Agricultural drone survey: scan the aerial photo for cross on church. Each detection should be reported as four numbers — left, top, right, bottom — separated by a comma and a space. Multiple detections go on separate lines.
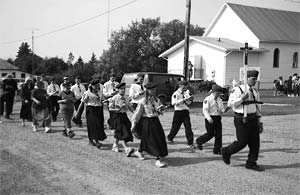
240, 43, 253, 66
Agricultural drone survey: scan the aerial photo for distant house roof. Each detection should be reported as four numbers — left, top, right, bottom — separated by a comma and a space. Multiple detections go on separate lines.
0, 58, 20, 70
159, 36, 266, 58
205, 3, 300, 43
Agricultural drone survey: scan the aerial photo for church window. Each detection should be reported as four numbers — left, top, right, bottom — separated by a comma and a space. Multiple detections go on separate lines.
273, 48, 280, 68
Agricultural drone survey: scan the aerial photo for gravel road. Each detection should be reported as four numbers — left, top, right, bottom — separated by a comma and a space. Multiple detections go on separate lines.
1, 106, 299, 195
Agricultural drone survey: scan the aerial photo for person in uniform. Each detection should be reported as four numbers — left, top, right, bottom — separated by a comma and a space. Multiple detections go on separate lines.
0, 74, 17, 119
103, 73, 119, 129
196, 84, 228, 154
131, 82, 168, 168
167, 80, 195, 150
221, 70, 265, 171
71, 76, 86, 127
129, 73, 145, 110
20, 77, 34, 126
47, 77, 61, 122
109, 82, 135, 157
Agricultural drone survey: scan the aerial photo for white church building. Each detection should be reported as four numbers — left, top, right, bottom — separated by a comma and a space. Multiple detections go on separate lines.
159, 3, 300, 89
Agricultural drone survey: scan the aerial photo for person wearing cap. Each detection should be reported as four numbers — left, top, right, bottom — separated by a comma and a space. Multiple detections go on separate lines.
222, 70, 265, 171
103, 73, 119, 129
20, 77, 34, 127
0, 74, 18, 119
167, 80, 195, 151
58, 82, 76, 138
31, 81, 51, 132
131, 82, 168, 168
129, 73, 145, 109
196, 84, 228, 155
108, 82, 135, 157
71, 76, 86, 127
60, 76, 69, 91
81, 79, 107, 148
47, 77, 61, 122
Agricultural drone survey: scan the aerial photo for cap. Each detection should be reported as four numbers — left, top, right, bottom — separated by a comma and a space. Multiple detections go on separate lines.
211, 84, 223, 93
178, 80, 188, 86
116, 82, 126, 89
247, 70, 259, 78
63, 76, 69, 80
144, 82, 157, 89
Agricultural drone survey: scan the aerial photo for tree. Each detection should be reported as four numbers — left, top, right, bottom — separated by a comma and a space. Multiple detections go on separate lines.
34, 57, 68, 75
74, 56, 84, 69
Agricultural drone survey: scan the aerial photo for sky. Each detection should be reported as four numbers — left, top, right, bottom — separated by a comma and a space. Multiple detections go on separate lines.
0, 0, 299, 62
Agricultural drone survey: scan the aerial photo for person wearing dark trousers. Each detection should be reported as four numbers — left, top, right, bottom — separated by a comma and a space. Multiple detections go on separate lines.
167, 80, 195, 150
129, 73, 145, 110
71, 76, 86, 126
47, 78, 60, 122
221, 70, 265, 172
196, 84, 228, 155
0, 74, 17, 119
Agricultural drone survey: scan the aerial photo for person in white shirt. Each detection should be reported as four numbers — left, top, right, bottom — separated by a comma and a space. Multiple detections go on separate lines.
129, 73, 145, 109
196, 84, 228, 154
47, 77, 61, 122
60, 76, 69, 91
103, 73, 119, 129
167, 80, 195, 150
221, 70, 264, 171
71, 76, 86, 126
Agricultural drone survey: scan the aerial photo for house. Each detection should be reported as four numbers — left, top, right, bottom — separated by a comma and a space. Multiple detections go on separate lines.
159, 3, 300, 89
0, 58, 31, 83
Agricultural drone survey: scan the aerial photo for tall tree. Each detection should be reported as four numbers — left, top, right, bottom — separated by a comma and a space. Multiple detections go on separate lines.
74, 56, 84, 69
34, 57, 68, 75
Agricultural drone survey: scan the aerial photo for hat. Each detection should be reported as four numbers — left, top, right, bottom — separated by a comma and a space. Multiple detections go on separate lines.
136, 73, 145, 79
63, 76, 69, 80
144, 82, 156, 89
211, 84, 223, 93
116, 82, 126, 89
178, 80, 188, 86
247, 70, 259, 78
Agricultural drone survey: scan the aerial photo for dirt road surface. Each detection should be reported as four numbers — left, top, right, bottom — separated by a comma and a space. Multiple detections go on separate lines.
1, 105, 300, 194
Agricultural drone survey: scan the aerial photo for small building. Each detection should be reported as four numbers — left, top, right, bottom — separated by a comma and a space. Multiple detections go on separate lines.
159, 3, 300, 89
0, 58, 31, 82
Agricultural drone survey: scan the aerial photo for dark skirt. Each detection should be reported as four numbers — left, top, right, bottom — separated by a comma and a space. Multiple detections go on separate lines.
140, 117, 168, 158
20, 101, 32, 121
113, 113, 133, 142
60, 106, 74, 128
86, 106, 107, 141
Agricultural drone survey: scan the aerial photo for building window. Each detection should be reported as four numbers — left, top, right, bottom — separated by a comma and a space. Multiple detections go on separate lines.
12, 72, 16, 78
293, 52, 298, 68
2, 73, 7, 78
21, 73, 26, 78
273, 48, 280, 68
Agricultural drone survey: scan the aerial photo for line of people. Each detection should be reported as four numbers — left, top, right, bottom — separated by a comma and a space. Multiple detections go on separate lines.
273, 73, 300, 97
0, 70, 265, 170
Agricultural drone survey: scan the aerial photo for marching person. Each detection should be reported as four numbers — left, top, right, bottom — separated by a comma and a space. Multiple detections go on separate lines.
47, 77, 61, 122
103, 73, 119, 130
31, 81, 51, 133
71, 76, 86, 127
167, 80, 195, 150
109, 82, 135, 157
131, 82, 168, 168
60, 76, 69, 91
221, 70, 265, 171
0, 78, 3, 123
58, 82, 76, 138
0, 74, 17, 119
196, 84, 227, 155
82, 79, 107, 149
129, 73, 145, 110
20, 77, 34, 126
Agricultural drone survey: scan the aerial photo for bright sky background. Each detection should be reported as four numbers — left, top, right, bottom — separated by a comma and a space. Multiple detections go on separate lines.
0, 0, 299, 62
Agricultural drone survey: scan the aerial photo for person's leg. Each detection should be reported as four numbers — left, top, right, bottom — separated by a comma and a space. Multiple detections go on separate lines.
112, 138, 120, 152
213, 117, 222, 154
167, 111, 183, 142
5, 94, 14, 118
182, 110, 194, 146
53, 96, 60, 121
196, 118, 214, 149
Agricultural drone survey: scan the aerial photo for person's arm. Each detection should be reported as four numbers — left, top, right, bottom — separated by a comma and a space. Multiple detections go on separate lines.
171, 92, 185, 106
131, 102, 144, 130
227, 87, 248, 108
202, 98, 213, 123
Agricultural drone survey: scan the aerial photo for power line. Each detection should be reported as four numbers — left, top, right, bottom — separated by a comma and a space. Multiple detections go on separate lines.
0, 0, 138, 45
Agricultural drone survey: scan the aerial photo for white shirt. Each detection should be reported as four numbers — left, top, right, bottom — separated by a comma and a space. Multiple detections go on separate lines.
47, 83, 60, 96
71, 83, 86, 100
171, 88, 190, 111
202, 93, 225, 120
103, 80, 119, 98
228, 85, 262, 116
129, 83, 144, 103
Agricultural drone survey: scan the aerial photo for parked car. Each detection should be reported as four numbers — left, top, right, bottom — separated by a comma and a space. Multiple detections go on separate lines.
121, 72, 186, 104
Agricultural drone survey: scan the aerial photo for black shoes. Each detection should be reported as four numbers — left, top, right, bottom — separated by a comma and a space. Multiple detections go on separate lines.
95, 142, 102, 149
62, 130, 68, 137
89, 141, 96, 146
62, 130, 75, 138
213, 151, 221, 155
245, 163, 265, 171
221, 148, 231, 165
68, 131, 75, 138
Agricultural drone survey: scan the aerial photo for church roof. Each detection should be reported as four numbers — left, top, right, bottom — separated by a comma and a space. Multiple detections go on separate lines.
0, 58, 20, 70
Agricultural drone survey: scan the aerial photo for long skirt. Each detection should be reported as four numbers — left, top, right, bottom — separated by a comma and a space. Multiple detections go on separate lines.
140, 117, 168, 158
20, 101, 32, 121
113, 113, 133, 142
32, 107, 51, 127
60, 106, 74, 129
86, 106, 107, 142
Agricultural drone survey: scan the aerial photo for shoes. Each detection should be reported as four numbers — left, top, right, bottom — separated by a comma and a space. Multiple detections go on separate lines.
89, 141, 96, 146
33, 126, 38, 132
4, 115, 10, 119
213, 151, 221, 155
134, 150, 145, 160
62, 130, 68, 137
45, 127, 51, 133
0, 120, 2, 124
155, 159, 167, 168
187, 144, 196, 152
221, 148, 231, 165
197, 144, 203, 150
95, 142, 102, 149
21, 121, 25, 127
125, 147, 135, 157
245, 163, 265, 172
112, 144, 119, 152
167, 139, 174, 144
68, 131, 75, 138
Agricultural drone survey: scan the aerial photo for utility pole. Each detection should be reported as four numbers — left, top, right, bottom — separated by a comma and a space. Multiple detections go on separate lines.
31, 28, 39, 76
183, 0, 191, 80
107, 0, 110, 46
